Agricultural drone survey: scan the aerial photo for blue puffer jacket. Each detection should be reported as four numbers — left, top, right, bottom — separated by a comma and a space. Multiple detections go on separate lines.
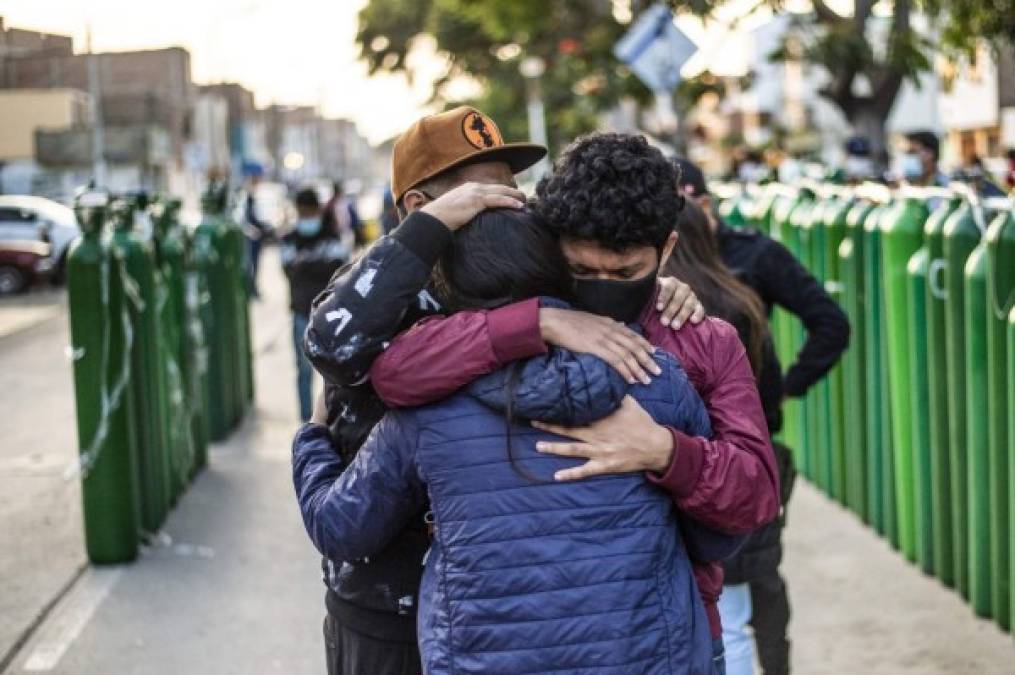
294, 346, 720, 674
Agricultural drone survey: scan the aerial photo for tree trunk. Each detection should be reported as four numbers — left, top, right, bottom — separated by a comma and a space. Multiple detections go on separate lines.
849, 105, 890, 174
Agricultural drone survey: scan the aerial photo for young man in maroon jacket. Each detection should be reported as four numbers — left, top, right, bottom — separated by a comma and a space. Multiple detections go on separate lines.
366, 133, 780, 666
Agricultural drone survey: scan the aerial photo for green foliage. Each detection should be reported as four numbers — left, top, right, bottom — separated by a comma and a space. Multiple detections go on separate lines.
357, 0, 1012, 155
356, 0, 654, 152
923, 0, 1015, 58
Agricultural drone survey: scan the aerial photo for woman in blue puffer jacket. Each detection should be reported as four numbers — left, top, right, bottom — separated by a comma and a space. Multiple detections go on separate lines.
294, 209, 729, 674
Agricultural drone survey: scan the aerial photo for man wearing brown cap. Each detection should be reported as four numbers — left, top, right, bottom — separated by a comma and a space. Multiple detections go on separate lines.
296, 107, 701, 675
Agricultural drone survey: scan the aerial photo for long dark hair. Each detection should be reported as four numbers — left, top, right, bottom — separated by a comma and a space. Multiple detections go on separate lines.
433, 208, 572, 311
664, 200, 767, 374
433, 208, 572, 480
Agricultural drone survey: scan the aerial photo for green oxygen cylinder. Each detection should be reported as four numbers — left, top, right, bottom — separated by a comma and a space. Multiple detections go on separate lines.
1007, 302, 1015, 634
194, 187, 238, 440
880, 195, 929, 562
822, 196, 851, 505
800, 197, 828, 491
770, 193, 809, 462
906, 242, 934, 574
153, 200, 194, 499
67, 198, 140, 563
182, 211, 211, 472
220, 197, 254, 412
751, 189, 778, 233
964, 239, 990, 617
985, 206, 1014, 628
839, 199, 875, 522
863, 203, 894, 541
110, 200, 172, 534
718, 194, 749, 228
789, 196, 818, 478
923, 196, 962, 586
211, 185, 250, 426
942, 201, 982, 598
207, 183, 243, 427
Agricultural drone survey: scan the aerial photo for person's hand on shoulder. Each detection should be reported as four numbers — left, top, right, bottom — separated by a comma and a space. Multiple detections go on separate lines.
420, 182, 526, 231
654, 277, 706, 329
539, 308, 661, 385
533, 395, 674, 480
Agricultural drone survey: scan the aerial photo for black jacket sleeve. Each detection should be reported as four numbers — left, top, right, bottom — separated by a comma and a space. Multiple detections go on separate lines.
304, 211, 452, 386
755, 238, 850, 397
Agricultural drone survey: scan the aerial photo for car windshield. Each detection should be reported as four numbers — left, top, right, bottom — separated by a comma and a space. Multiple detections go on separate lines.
32, 201, 77, 228
0, 198, 77, 228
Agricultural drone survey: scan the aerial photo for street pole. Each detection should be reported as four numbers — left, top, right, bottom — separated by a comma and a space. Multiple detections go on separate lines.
520, 56, 551, 179
86, 24, 107, 188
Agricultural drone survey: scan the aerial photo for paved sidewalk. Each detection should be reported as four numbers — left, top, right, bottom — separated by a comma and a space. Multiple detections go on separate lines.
2, 248, 1012, 673
784, 482, 1014, 673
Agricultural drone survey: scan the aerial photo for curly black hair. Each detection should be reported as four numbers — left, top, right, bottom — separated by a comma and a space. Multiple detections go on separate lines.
534, 133, 680, 252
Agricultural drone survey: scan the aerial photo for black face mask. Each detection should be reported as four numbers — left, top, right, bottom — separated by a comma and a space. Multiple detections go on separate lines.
572, 267, 658, 323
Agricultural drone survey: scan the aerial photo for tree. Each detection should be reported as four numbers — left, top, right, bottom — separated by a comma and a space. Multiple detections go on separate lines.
357, 0, 653, 154
753, 0, 1014, 162
357, 0, 1013, 161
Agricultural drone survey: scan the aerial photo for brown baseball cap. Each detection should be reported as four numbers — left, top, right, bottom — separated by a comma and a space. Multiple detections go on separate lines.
391, 106, 547, 202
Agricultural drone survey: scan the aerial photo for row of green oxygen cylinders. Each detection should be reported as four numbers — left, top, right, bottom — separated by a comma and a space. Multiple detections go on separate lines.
66, 185, 254, 564
719, 182, 1015, 633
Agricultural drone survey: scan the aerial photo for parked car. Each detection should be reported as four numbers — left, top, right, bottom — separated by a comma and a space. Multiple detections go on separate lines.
0, 240, 55, 294
0, 196, 80, 282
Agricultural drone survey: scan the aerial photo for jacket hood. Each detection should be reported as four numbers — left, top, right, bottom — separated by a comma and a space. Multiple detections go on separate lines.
467, 346, 628, 426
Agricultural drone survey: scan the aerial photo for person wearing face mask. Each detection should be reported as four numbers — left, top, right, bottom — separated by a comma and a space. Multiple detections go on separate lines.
900, 130, 949, 187
364, 134, 783, 672
296, 109, 706, 675
281, 187, 351, 421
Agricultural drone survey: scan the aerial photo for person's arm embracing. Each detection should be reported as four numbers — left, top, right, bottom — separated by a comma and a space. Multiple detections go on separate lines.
534, 319, 779, 534
370, 294, 704, 408
304, 211, 451, 386
370, 298, 547, 408
292, 412, 425, 562
304, 183, 526, 387
647, 320, 779, 533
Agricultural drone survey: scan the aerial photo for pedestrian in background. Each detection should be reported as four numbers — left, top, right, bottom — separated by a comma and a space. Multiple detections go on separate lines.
380, 184, 400, 235
242, 164, 274, 298
322, 180, 364, 247
900, 131, 949, 188
675, 157, 850, 675
282, 188, 350, 421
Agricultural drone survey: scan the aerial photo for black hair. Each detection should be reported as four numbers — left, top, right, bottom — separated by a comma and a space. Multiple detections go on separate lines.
433, 208, 572, 312
664, 200, 767, 375
434, 207, 570, 482
534, 133, 679, 252
294, 187, 320, 209
906, 130, 940, 161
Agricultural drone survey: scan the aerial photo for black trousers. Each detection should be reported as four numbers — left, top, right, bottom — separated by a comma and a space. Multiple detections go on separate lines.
323, 614, 422, 675
748, 568, 791, 675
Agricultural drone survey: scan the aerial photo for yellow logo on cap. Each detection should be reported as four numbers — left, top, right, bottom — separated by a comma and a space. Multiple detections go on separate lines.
462, 111, 502, 149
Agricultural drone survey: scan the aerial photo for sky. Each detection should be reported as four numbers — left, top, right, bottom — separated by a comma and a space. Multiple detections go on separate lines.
0, 0, 439, 144
0, 1, 845, 145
